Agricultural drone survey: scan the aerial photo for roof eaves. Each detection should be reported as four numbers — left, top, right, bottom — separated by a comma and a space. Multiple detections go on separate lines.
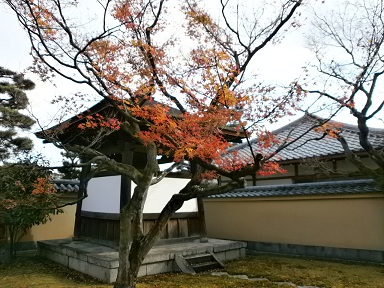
208, 179, 382, 199
52, 179, 80, 193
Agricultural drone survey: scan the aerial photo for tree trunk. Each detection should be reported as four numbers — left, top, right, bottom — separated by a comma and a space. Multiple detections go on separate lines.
114, 186, 149, 288
114, 143, 158, 288
114, 208, 133, 288
113, 184, 184, 288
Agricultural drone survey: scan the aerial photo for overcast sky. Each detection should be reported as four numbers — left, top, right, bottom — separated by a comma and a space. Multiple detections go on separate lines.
0, 2, 382, 165
1, 5, 63, 164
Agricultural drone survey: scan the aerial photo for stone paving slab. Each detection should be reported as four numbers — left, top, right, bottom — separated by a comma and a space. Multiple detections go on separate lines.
211, 272, 320, 288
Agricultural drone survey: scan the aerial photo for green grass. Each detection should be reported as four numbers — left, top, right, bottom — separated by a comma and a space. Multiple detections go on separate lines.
0, 254, 383, 288
226, 254, 384, 288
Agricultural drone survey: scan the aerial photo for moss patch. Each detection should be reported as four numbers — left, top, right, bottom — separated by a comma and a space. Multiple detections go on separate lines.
226, 254, 384, 288
0, 254, 383, 288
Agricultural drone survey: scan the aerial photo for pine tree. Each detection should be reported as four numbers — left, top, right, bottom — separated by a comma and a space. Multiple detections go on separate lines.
57, 151, 81, 179
0, 67, 35, 162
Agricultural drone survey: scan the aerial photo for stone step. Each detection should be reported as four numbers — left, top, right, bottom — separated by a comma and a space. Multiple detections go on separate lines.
191, 260, 222, 273
175, 251, 224, 274
184, 253, 213, 264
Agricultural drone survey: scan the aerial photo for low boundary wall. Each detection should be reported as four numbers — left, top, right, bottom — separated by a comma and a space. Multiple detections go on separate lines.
204, 181, 384, 263
246, 241, 384, 263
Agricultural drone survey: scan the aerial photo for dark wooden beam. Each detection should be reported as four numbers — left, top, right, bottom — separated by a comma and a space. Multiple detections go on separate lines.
190, 162, 208, 241
120, 143, 133, 210
73, 160, 91, 240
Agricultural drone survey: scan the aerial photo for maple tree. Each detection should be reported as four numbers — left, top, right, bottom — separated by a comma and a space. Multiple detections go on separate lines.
0, 160, 62, 259
295, 0, 384, 186
5, 1, 305, 287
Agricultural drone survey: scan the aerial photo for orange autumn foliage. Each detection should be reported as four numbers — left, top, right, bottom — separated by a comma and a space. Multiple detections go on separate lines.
314, 122, 343, 138
131, 104, 237, 163
32, 177, 57, 195
257, 162, 287, 177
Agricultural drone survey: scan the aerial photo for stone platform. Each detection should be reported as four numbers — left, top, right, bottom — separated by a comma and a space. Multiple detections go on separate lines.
38, 238, 246, 283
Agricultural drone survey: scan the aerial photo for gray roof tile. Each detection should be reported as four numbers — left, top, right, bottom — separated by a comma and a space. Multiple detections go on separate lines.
225, 115, 384, 163
208, 179, 382, 199
52, 179, 80, 193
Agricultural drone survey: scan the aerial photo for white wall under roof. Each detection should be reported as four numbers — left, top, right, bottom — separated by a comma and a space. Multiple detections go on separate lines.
140, 177, 197, 213
82, 175, 121, 213
81, 176, 197, 213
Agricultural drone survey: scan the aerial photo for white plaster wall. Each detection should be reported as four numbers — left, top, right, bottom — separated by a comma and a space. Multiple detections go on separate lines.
141, 178, 197, 213
255, 178, 293, 186
82, 175, 121, 213
81, 176, 197, 214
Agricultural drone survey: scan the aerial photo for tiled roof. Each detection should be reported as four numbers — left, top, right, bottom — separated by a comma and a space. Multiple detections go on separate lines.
208, 179, 382, 199
225, 115, 384, 163
52, 179, 80, 193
